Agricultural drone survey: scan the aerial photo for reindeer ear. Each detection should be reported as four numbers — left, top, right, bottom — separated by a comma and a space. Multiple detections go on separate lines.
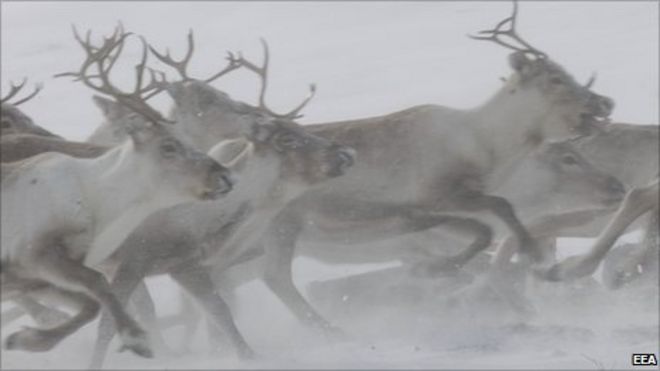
508, 52, 534, 77
92, 96, 134, 122
208, 138, 253, 171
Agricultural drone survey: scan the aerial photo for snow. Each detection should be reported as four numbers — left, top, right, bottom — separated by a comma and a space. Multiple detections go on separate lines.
1, 1, 658, 369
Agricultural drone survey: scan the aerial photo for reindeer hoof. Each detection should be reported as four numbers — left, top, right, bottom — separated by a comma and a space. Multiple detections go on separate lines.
4, 326, 58, 352
533, 256, 596, 282
118, 328, 153, 358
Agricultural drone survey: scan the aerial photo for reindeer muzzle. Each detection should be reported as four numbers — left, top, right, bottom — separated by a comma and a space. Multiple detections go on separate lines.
588, 94, 614, 119
202, 166, 234, 200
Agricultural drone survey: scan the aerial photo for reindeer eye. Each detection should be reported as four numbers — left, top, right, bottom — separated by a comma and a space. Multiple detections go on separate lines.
276, 133, 301, 149
160, 141, 180, 156
562, 155, 577, 165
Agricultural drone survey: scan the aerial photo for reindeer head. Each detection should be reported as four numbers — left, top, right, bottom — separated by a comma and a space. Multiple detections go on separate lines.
1, 80, 57, 138
163, 38, 353, 189
124, 116, 234, 200
471, 1, 614, 139
252, 118, 354, 184
59, 24, 233, 201
520, 140, 625, 209
210, 116, 354, 193
166, 80, 262, 151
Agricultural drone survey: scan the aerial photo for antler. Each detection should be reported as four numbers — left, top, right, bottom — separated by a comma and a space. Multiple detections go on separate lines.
146, 30, 242, 98
584, 72, 597, 89
1, 78, 43, 106
147, 33, 315, 119
55, 23, 169, 124
469, 0, 547, 59
233, 39, 316, 120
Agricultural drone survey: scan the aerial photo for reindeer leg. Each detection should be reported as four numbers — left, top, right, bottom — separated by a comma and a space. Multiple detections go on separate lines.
639, 208, 659, 273
130, 281, 180, 356
491, 207, 613, 271
262, 215, 343, 338
456, 191, 543, 263
205, 265, 252, 352
4, 283, 99, 353
30, 245, 151, 361
156, 291, 202, 353
399, 211, 493, 276
170, 260, 255, 360
1, 306, 27, 327
602, 209, 659, 289
14, 296, 70, 328
540, 181, 658, 281
90, 256, 151, 369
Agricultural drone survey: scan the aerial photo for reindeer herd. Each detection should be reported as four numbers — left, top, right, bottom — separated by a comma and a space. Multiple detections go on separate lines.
1, 3, 658, 369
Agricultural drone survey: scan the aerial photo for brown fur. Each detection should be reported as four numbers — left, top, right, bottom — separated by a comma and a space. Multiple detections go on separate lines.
1, 134, 108, 163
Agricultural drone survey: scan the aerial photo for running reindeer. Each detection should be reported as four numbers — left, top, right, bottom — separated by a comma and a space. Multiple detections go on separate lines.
86, 59, 354, 368
89, 119, 354, 367
0, 28, 260, 338
435, 122, 657, 316
491, 123, 658, 280
66, 23, 629, 343
161, 1, 614, 333
1, 132, 108, 163
541, 177, 658, 284
1, 79, 112, 162
1, 79, 57, 138
0, 26, 233, 357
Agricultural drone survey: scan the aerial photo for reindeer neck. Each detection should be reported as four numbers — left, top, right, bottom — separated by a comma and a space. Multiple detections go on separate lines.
79, 142, 163, 227
467, 85, 547, 188
231, 154, 283, 205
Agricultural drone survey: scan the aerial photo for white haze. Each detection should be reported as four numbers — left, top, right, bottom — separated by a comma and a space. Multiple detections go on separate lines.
1, 1, 658, 369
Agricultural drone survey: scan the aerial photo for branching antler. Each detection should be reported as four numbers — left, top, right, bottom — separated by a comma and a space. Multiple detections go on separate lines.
148, 30, 196, 82
146, 30, 242, 99
1, 78, 43, 106
55, 23, 170, 124
469, 0, 547, 59
147, 33, 315, 119
233, 39, 316, 120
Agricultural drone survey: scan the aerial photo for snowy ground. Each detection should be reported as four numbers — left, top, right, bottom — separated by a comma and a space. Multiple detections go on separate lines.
1, 1, 658, 370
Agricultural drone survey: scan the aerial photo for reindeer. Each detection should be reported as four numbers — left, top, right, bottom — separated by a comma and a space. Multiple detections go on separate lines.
86, 30, 245, 149
1, 134, 108, 163
153, 133, 625, 337
158, 2, 614, 333
490, 123, 657, 281
539, 177, 658, 283
0, 79, 119, 163
0, 30, 249, 341
86, 108, 354, 367
0, 26, 233, 357
1, 79, 60, 138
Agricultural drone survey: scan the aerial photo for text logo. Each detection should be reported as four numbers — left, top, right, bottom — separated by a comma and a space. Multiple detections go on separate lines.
632, 353, 658, 366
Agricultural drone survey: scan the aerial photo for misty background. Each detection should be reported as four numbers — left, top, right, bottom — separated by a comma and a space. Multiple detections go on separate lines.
1, 1, 658, 369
